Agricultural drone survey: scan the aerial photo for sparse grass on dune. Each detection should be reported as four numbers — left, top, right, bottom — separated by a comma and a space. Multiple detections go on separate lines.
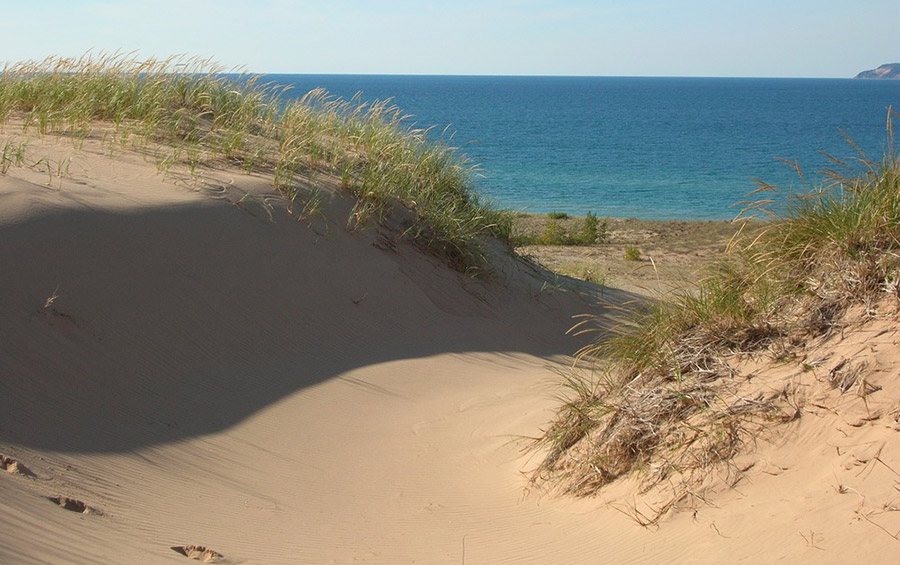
0, 137, 28, 173
0, 53, 509, 274
532, 110, 900, 512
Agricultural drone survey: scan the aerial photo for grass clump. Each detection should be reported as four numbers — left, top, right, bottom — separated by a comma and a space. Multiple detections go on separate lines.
532, 262, 788, 501
0, 53, 509, 275
532, 110, 900, 510
0, 138, 27, 174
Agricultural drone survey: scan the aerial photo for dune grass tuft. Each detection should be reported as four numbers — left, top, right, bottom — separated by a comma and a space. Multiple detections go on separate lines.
0, 52, 509, 274
532, 109, 900, 508
0, 138, 28, 174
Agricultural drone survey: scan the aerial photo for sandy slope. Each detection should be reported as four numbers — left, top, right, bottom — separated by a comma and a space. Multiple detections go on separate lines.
2, 134, 899, 563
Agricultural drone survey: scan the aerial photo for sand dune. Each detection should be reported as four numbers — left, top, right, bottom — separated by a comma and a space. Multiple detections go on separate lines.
2, 134, 899, 563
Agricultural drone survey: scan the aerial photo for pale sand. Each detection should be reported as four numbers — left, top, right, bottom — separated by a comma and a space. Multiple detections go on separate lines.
2, 133, 899, 563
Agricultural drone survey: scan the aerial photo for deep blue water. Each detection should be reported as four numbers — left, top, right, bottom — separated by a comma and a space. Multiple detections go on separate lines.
263, 75, 900, 220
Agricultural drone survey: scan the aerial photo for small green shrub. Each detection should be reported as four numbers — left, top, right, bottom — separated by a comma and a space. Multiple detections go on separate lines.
547, 211, 569, 220
540, 219, 566, 245
579, 211, 607, 245
623, 246, 642, 261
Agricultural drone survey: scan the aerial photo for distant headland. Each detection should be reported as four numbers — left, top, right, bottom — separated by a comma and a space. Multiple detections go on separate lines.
855, 63, 900, 79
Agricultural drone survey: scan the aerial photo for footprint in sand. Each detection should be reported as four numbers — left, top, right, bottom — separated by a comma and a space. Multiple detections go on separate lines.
170, 545, 225, 563
0, 454, 36, 477
47, 495, 100, 515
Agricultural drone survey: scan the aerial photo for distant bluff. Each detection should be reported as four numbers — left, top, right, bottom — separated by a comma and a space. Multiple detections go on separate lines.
855, 63, 900, 79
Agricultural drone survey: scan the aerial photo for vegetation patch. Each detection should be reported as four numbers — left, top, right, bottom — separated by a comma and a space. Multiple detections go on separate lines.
623, 246, 642, 261
531, 111, 900, 516
512, 211, 607, 246
0, 53, 510, 275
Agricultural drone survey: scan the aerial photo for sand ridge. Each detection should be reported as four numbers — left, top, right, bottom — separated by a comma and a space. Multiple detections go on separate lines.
2, 132, 898, 563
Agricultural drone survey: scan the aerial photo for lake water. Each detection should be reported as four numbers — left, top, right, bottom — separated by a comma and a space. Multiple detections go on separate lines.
264, 75, 900, 220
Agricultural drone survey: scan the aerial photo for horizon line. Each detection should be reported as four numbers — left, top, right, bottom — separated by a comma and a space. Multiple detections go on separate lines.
243, 71, 865, 80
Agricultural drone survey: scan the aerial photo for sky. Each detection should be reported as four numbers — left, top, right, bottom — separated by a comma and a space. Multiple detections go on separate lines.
1, 0, 897, 77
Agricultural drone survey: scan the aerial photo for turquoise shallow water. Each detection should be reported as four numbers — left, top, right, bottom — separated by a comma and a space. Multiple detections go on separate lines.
264, 75, 900, 220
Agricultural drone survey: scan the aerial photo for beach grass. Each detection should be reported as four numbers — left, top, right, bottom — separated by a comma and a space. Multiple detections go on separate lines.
0, 52, 509, 274
532, 109, 900, 506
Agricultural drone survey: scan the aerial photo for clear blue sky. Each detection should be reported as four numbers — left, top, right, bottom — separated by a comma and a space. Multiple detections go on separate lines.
1, 0, 896, 77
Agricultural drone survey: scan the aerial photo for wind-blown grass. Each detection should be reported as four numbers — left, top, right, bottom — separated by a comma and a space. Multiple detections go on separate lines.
532, 109, 900, 508
0, 53, 509, 274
